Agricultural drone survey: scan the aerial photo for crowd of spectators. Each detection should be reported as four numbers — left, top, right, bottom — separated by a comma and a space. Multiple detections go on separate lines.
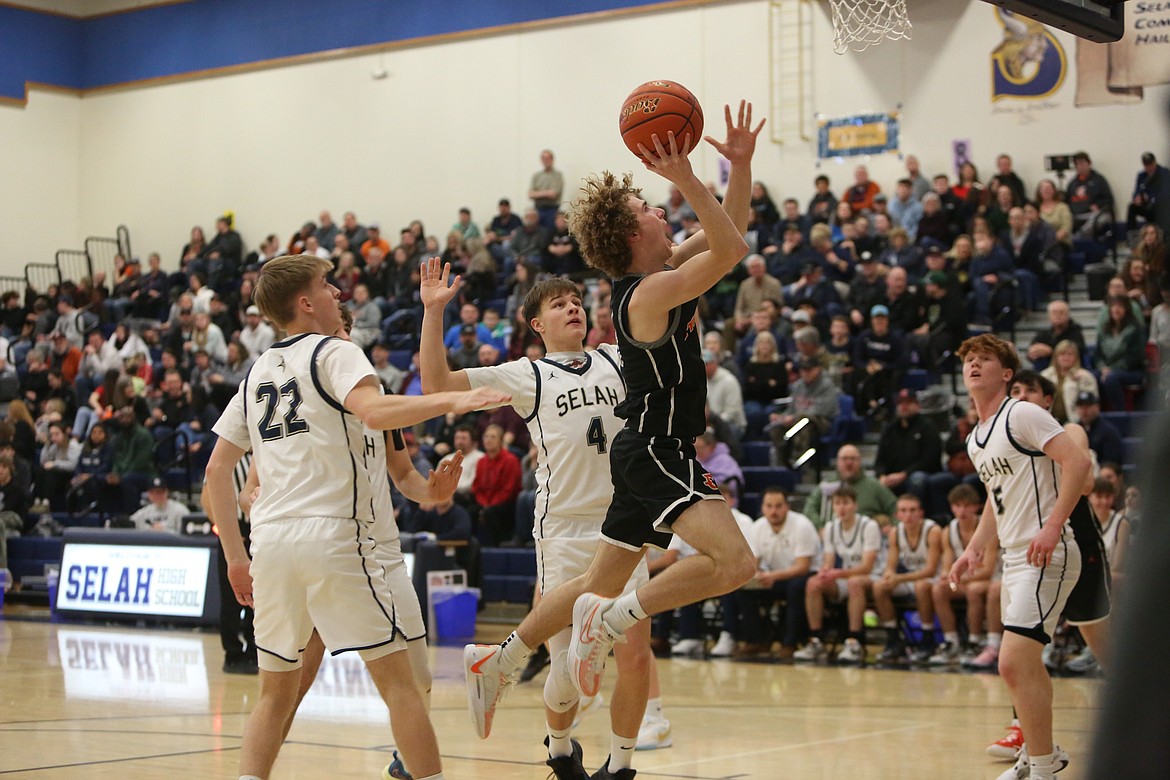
0, 147, 1162, 596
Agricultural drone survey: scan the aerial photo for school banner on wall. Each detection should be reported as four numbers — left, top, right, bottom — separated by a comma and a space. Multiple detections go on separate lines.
817, 112, 900, 159
1075, 2, 1170, 106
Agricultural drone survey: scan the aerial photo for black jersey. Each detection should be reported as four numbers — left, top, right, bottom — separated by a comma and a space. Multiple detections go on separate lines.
612, 272, 706, 439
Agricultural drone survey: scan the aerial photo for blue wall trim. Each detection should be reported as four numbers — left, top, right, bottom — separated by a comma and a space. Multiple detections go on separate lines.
2, 0, 690, 101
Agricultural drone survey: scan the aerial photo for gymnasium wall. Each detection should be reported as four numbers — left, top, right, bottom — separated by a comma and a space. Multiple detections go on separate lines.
0, 0, 1166, 278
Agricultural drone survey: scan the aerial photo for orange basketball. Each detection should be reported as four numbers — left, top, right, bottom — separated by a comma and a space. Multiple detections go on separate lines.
619, 80, 704, 162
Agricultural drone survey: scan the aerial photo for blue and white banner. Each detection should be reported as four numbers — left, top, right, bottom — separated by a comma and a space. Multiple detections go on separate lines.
58, 543, 211, 618
817, 112, 900, 159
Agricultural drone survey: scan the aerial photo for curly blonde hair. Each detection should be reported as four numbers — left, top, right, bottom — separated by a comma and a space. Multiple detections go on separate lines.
568, 171, 641, 279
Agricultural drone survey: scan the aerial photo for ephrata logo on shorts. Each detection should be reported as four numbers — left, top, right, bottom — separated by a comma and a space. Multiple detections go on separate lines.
990, 9, 1066, 101
702, 472, 719, 491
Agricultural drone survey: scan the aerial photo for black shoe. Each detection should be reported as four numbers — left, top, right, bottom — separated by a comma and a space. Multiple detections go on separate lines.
520, 644, 551, 683
223, 657, 259, 675
591, 757, 636, 780
545, 736, 588, 780
875, 642, 906, 664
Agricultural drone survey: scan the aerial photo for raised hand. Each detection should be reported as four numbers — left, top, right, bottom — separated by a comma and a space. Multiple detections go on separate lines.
636, 130, 696, 184
426, 449, 464, 501
705, 100, 765, 166
420, 257, 461, 309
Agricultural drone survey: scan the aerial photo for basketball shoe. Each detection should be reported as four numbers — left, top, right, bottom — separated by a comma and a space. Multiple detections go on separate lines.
793, 637, 827, 662
635, 713, 673, 751
835, 638, 865, 665
382, 750, 412, 779
464, 643, 518, 739
709, 631, 737, 657
967, 644, 1000, 672
572, 692, 604, 729
927, 641, 961, 666
545, 736, 589, 780
591, 757, 637, 779
995, 744, 1069, 780
568, 593, 624, 698
987, 723, 1025, 760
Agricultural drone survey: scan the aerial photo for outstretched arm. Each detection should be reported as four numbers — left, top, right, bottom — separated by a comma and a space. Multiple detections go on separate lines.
630, 102, 762, 324
670, 102, 759, 269
420, 258, 472, 393
345, 378, 509, 431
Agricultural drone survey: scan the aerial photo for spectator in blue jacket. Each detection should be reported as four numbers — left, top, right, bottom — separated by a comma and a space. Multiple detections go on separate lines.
968, 232, 1015, 325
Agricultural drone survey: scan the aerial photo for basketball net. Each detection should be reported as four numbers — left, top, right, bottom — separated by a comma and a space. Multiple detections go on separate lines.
828, 0, 912, 54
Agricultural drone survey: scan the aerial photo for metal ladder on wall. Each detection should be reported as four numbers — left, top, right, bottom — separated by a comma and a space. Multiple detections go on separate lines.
0, 225, 132, 299
769, 0, 815, 146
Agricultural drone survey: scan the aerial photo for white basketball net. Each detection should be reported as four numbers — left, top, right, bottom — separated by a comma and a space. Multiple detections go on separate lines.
828, 0, 912, 54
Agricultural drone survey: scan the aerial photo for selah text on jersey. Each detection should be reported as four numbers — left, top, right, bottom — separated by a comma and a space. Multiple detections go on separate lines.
967, 397, 1072, 551
466, 345, 626, 536
212, 333, 376, 528
612, 272, 706, 439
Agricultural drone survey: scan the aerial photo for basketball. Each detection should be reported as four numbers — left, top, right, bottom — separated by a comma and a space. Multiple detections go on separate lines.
619, 80, 704, 162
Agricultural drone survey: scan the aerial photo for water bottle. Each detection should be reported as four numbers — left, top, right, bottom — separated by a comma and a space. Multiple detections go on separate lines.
46, 566, 59, 616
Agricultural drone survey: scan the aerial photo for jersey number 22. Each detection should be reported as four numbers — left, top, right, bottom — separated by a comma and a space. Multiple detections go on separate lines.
256, 379, 309, 441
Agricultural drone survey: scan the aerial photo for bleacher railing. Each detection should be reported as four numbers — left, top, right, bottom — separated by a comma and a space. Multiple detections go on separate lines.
0, 275, 27, 298
85, 235, 121, 283
25, 262, 61, 293
54, 249, 91, 289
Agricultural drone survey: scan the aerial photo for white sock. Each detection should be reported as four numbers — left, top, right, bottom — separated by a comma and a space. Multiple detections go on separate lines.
603, 592, 647, 635
1029, 752, 1056, 779
239, 776, 263, 780
547, 725, 573, 758
609, 733, 637, 770
1011, 717, 1021, 728
646, 696, 664, 720
943, 631, 960, 645
987, 632, 1003, 649
499, 631, 533, 674
881, 620, 897, 629
969, 633, 985, 647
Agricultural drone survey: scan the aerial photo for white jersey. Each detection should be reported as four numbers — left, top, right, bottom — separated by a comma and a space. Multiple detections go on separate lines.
750, 511, 821, 573
213, 333, 376, 528
967, 397, 1071, 551
1099, 511, 1126, 566
363, 424, 403, 547
824, 515, 882, 569
466, 344, 625, 536
894, 520, 937, 575
947, 519, 971, 560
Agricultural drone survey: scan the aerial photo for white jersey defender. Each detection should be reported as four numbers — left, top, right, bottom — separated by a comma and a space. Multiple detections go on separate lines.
213, 333, 403, 669
967, 397, 1081, 642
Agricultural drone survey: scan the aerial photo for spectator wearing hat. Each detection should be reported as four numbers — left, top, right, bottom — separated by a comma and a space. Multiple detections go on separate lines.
769, 355, 839, 469
704, 349, 747, 441
908, 270, 967, 367
129, 476, 190, 534
1066, 151, 1115, 240
359, 223, 391, 262
874, 389, 942, 511
854, 304, 905, 421
848, 252, 887, 329
239, 305, 275, 357
1128, 152, 1170, 235
48, 330, 83, 386
787, 259, 842, 328
449, 323, 484, 369
1076, 391, 1124, 466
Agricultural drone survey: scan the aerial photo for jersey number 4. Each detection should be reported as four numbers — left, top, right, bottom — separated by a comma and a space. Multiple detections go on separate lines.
256, 379, 309, 441
586, 416, 608, 454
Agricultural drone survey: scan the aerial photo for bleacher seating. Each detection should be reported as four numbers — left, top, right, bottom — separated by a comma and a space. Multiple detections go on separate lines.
480, 547, 537, 604
6, 536, 63, 584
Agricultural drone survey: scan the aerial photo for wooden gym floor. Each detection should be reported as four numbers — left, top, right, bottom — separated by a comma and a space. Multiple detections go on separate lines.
0, 610, 1099, 778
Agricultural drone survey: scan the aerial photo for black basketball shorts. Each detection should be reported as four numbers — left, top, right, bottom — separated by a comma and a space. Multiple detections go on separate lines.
1063, 495, 1112, 625
600, 430, 723, 551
